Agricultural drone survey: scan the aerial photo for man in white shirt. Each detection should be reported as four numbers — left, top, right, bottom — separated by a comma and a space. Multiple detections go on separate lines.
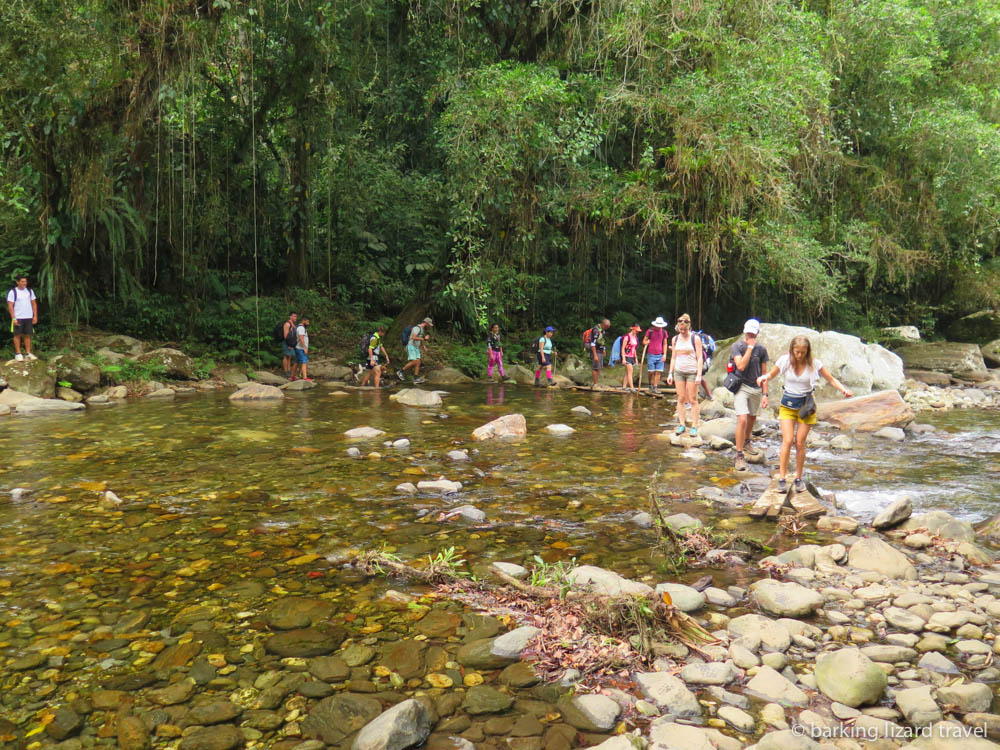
291, 315, 312, 382
6, 276, 38, 361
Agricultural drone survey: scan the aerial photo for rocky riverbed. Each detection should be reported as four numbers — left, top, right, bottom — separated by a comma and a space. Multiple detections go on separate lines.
2, 376, 1000, 750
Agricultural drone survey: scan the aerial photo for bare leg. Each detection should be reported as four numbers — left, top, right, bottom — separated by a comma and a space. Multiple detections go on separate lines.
374, 365, 381, 388
686, 381, 700, 425
735, 414, 749, 452
25, 335, 32, 355
676, 385, 688, 426
12, 334, 21, 355
778, 418, 795, 477
794, 423, 811, 478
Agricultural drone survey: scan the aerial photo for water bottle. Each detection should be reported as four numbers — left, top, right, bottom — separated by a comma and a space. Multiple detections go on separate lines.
726, 360, 734, 373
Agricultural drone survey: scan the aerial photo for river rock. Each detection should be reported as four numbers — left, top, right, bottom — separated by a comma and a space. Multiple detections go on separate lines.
492, 562, 527, 579
544, 423, 575, 435
265, 597, 335, 630
394, 438, 411, 449
185, 701, 243, 727
417, 479, 462, 493
57, 386, 83, 402
901, 511, 975, 542
570, 406, 592, 416
633, 673, 701, 719
178, 726, 244, 750
848, 537, 916, 580
461, 686, 513, 715
697, 418, 737, 442
0, 360, 55, 399
51, 353, 102, 391
814, 648, 887, 707
446, 449, 467, 461
935, 683, 993, 713
874, 426, 905, 441
456, 639, 515, 670
982, 339, 1000, 368
654, 583, 706, 612
302, 694, 383, 744
390, 389, 443, 407
815, 390, 914, 432
897, 342, 989, 379
101, 334, 147, 356
949, 310, 1000, 343
310, 656, 350, 682
352, 698, 434, 750
830, 434, 853, 450
567, 565, 653, 597
873, 496, 913, 529
661, 513, 702, 532
395, 482, 416, 494
678, 662, 739, 685
345, 426, 386, 439
750, 580, 823, 617
148, 679, 196, 705
744, 666, 808, 707
252, 370, 287, 385
728, 614, 792, 652
894, 686, 942, 726
264, 628, 342, 657
882, 325, 921, 342
424, 367, 473, 385
753, 730, 821, 750
557, 695, 621, 732
472, 414, 527, 441
134, 347, 194, 379
704, 324, 904, 396
117, 715, 150, 750
229, 383, 284, 401
280, 379, 316, 390
46, 707, 83, 740
648, 721, 742, 750
491, 626, 540, 659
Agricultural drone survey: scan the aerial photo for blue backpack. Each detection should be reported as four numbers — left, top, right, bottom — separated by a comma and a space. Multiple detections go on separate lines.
401, 325, 414, 347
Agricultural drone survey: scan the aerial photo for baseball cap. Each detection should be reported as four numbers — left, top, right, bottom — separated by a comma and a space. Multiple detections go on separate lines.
743, 319, 761, 335
544, 326, 556, 332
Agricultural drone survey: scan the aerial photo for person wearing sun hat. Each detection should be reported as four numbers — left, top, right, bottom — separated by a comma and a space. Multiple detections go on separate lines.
730, 318, 769, 471
535, 325, 556, 387
643, 316, 669, 394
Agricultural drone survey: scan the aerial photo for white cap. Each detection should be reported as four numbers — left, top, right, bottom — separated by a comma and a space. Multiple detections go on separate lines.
743, 319, 761, 335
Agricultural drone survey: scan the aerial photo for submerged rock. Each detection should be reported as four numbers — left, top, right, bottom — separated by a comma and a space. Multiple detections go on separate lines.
544, 423, 575, 435
345, 426, 386, 439
390, 389, 443, 407
302, 694, 383, 745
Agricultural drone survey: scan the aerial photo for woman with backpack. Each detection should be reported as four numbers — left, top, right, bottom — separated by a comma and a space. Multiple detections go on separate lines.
666, 314, 703, 436
486, 323, 506, 381
535, 326, 556, 387
621, 323, 641, 391
757, 335, 853, 493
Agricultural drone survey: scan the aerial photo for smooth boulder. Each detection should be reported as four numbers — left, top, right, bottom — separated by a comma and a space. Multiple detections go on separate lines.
134, 348, 195, 379
872, 496, 912, 529
51, 353, 102, 391
0, 388, 86, 414
848, 537, 916, 580
345, 426, 386, 439
390, 389, 443, 407
351, 698, 433, 750
750, 580, 823, 617
567, 566, 653, 597
815, 390, 914, 432
229, 383, 284, 401
896, 342, 988, 379
0, 358, 55, 398
814, 648, 887, 707
472, 414, 527, 441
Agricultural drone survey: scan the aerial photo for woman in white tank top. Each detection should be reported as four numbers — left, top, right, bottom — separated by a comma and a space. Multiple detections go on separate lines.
666, 314, 703, 436
757, 335, 853, 493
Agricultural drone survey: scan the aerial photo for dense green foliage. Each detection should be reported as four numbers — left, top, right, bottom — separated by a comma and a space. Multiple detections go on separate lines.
1, 0, 999, 353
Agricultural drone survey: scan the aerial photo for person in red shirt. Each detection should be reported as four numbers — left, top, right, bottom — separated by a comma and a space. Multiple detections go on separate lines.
642, 316, 669, 394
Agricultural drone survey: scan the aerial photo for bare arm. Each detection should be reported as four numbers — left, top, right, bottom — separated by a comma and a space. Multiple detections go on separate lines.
733, 344, 755, 371
6, 299, 13, 319
756, 364, 780, 386
31, 298, 38, 323
819, 366, 853, 397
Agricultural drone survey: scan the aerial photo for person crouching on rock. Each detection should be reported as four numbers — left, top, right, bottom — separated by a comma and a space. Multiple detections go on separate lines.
757, 335, 853, 493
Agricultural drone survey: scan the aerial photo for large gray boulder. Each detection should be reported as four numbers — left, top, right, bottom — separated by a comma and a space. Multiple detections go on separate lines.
948, 310, 1000, 344
390, 389, 443, 407
134, 348, 195, 379
100, 334, 147, 356
308, 359, 354, 381
424, 367, 474, 385
896, 342, 988, 380
351, 698, 434, 750
848, 537, 916, 580
0, 358, 55, 398
51, 353, 102, 391
703, 324, 904, 398
0, 388, 86, 414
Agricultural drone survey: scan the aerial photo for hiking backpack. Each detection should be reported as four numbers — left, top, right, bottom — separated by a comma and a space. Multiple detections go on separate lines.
581, 328, 593, 350
694, 330, 716, 363
284, 323, 299, 348
401, 324, 414, 347
359, 332, 374, 360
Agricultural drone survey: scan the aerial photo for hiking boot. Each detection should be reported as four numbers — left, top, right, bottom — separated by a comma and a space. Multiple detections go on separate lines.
14, 353, 23, 361
534, 377, 541, 387
794, 478, 807, 493
546, 380, 555, 388
777, 477, 788, 493
734, 453, 748, 472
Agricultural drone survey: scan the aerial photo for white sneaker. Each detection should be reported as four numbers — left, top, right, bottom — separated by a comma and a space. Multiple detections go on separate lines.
14, 353, 23, 361
26, 353, 37, 361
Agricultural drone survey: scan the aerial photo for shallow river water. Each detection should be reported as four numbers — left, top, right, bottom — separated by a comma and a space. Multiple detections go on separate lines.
1, 385, 998, 744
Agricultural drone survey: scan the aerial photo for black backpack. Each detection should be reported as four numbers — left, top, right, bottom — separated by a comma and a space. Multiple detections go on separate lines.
401, 324, 414, 347
272, 321, 286, 344
359, 332, 374, 359
284, 323, 299, 348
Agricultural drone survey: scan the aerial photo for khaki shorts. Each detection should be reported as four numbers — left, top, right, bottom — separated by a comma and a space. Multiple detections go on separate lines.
734, 384, 763, 416
673, 370, 698, 383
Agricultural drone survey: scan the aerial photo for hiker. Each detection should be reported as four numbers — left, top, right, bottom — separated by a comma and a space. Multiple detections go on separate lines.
586, 319, 611, 387
621, 323, 641, 391
7, 276, 38, 361
666, 313, 703, 436
730, 319, 769, 471
359, 325, 390, 388
276, 312, 298, 378
535, 326, 556, 387
398, 317, 432, 384
291, 315, 312, 382
486, 323, 506, 381
757, 335, 853, 492
643, 316, 669, 393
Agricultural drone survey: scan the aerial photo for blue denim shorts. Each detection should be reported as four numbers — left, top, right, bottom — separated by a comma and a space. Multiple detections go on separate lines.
295, 349, 309, 364
647, 353, 664, 372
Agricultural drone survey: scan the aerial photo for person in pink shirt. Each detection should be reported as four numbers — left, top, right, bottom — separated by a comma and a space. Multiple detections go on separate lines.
621, 323, 641, 391
642, 316, 669, 394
